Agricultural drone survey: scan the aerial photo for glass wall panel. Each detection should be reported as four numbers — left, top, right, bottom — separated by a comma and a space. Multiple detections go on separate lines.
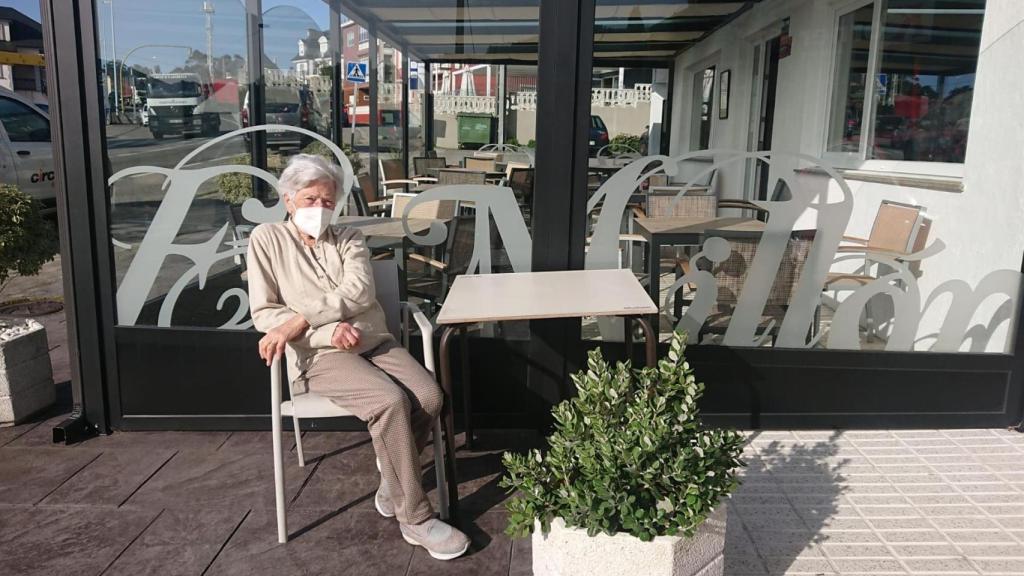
98, 0, 251, 329
260, 1, 332, 167
580, 0, 1020, 356
408, 57, 426, 173
376, 35, 404, 192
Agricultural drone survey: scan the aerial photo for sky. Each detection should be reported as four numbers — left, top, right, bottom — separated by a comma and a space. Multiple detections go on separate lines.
2, 0, 332, 69
0, 0, 327, 26
2, 0, 41, 21
90, 0, 333, 72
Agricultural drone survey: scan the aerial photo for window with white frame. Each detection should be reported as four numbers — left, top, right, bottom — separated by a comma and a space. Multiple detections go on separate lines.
826, 0, 985, 164
690, 65, 715, 150
359, 28, 369, 43
347, 31, 355, 47
0, 22, 10, 42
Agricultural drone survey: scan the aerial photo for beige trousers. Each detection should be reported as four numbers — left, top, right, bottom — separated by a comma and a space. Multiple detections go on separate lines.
299, 340, 443, 525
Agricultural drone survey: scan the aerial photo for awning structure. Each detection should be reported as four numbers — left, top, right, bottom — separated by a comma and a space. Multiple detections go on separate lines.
341, 0, 761, 64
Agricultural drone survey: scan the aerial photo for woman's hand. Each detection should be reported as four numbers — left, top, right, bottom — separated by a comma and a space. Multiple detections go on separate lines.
258, 315, 310, 366
331, 322, 361, 350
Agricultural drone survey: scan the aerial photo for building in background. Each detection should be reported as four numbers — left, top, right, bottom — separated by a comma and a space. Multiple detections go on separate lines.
0, 7, 46, 106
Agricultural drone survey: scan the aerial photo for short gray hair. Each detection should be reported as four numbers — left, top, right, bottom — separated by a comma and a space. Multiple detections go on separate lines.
277, 154, 343, 199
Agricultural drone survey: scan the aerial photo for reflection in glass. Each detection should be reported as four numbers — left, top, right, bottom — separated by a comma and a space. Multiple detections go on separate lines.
870, 0, 983, 163
827, 4, 874, 154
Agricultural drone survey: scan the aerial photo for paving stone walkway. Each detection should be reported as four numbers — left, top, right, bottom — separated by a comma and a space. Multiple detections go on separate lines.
1, 408, 1022, 575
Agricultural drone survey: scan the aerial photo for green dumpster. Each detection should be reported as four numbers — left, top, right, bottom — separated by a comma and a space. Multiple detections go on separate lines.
457, 113, 495, 149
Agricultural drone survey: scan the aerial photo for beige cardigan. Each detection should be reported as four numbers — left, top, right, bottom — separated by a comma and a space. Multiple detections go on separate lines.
246, 220, 393, 384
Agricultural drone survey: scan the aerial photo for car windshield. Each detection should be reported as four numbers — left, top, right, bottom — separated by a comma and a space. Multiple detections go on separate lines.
148, 79, 201, 98
591, 116, 606, 130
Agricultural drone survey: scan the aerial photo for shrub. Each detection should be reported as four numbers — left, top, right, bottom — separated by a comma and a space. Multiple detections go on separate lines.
527, 139, 536, 149
216, 154, 254, 205
500, 331, 745, 542
302, 139, 364, 175
609, 133, 642, 154
0, 184, 59, 288
505, 137, 520, 147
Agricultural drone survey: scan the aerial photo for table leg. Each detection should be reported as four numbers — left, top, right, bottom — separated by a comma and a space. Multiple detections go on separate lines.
397, 239, 408, 302
460, 325, 473, 451
623, 314, 634, 365
437, 325, 461, 519
647, 239, 662, 336
635, 316, 657, 368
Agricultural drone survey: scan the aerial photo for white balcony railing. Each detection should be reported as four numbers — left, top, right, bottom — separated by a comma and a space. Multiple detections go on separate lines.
412, 84, 651, 116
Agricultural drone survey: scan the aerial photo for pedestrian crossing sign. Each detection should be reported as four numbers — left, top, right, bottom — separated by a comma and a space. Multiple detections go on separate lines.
346, 62, 368, 83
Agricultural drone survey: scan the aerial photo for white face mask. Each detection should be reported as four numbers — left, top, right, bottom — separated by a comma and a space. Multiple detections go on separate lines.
292, 206, 333, 239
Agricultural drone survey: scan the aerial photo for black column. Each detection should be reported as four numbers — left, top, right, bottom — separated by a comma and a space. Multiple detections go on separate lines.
42, 0, 116, 439
424, 62, 433, 152
329, 1, 343, 147
402, 51, 410, 178
528, 0, 595, 411
368, 25, 379, 196
246, 0, 267, 197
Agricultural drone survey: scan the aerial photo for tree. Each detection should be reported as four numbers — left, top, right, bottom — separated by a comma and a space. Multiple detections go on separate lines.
0, 185, 59, 293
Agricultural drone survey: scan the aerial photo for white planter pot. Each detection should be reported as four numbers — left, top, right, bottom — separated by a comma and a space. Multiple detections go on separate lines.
532, 506, 727, 576
0, 319, 54, 425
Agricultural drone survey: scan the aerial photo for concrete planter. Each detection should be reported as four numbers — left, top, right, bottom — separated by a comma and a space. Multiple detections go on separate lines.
532, 506, 727, 576
0, 319, 54, 425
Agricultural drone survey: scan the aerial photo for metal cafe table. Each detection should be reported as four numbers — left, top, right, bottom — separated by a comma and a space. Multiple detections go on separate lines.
634, 215, 765, 333
433, 268, 659, 518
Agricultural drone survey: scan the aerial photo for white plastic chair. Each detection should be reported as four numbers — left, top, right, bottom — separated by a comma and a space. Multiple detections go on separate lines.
270, 259, 448, 543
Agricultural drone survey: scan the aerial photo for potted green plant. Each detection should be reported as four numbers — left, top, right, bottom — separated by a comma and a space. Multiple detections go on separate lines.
0, 184, 58, 423
500, 331, 745, 576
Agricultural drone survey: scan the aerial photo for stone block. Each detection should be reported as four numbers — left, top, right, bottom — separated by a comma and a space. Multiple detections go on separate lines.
533, 506, 727, 576
0, 321, 54, 424
0, 351, 54, 397
0, 319, 49, 373
0, 377, 55, 423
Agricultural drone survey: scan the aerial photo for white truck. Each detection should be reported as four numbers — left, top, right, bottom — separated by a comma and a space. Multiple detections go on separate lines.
145, 72, 220, 139
0, 88, 55, 209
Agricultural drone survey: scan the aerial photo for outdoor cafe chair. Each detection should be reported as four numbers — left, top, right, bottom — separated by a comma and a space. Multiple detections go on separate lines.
463, 156, 496, 173
437, 168, 487, 186
269, 260, 448, 543
823, 200, 931, 340
412, 156, 448, 183
379, 158, 428, 197
672, 229, 814, 345
355, 172, 391, 216
389, 192, 459, 221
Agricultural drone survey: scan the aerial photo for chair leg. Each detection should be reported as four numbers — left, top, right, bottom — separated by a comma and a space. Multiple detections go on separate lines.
272, 414, 288, 544
292, 414, 305, 467
432, 417, 450, 520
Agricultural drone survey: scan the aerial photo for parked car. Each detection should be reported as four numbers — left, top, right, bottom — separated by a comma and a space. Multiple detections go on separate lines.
0, 88, 55, 209
241, 87, 317, 149
589, 114, 609, 155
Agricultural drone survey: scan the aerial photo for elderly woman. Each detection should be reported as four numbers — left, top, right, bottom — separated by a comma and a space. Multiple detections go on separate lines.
246, 154, 469, 560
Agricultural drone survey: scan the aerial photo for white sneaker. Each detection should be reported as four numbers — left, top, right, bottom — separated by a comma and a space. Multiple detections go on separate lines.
400, 518, 470, 560
374, 478, 395, 518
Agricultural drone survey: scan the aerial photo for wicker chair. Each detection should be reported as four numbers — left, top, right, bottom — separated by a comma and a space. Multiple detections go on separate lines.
696, 231, 815, 345
464, 156, 496, 173
389, 192, 458, 220
438, 169, 487, 186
